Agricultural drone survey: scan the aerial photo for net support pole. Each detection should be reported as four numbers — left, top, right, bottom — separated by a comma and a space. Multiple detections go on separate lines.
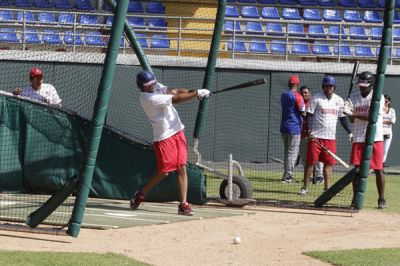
106, 0, 153, 73
193, 0, 226, 140
354, 0, 394, 210
228, 154, 233, 202
67, 0, 129, 238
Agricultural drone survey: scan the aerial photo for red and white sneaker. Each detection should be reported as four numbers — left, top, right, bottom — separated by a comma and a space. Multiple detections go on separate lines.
178, 202, 194, 216
129, 191, 145, 210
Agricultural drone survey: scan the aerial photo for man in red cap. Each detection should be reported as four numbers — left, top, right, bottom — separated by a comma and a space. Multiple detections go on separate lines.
280, 75, 305, 183
13, 67, 62, 107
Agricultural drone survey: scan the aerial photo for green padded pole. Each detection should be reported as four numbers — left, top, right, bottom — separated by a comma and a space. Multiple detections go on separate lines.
107, 0, 153, 73
354, 0, 394, 210
67, 0, 129, 238
193, 0, 226, 139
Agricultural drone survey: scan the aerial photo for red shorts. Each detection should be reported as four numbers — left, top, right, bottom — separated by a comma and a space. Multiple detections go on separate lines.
350, 141, 384, 170
307, 138, 337, 166
154, 131, 187, 174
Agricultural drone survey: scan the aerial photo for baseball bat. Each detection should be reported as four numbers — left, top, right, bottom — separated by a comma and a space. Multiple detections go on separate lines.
348, 61, 360, 99
212, 78, 266, 95
313, 139, 349, 169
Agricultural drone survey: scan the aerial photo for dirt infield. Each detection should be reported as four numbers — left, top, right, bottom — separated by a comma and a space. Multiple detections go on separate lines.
1, 206, 400, 265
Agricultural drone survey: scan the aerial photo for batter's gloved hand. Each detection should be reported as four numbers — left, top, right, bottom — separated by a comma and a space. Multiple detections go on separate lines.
197, 89, 211, 100
343, 99, 354, 116
12, 87, 22, 96
307, 130, 316, 141
348, 133, 353, 142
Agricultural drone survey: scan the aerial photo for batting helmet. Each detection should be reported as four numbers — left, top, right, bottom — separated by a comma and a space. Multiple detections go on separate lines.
322, 75, 336, 87
136, 70, 156, 90
288, 75, 300, 86
357, 71, 375, 87
29, 67, 43, 79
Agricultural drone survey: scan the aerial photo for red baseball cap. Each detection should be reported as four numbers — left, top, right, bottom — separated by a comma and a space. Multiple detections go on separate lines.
288, 75, 300, 85
29, 67, 43, 79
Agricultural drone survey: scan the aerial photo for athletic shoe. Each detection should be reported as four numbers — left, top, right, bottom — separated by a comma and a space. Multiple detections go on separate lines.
178, 202, 194, 216
299, 186, 308, 195
281, 176, 298, 183
378, 198, 386, 209
315, 175, 324, 184
129, 191, 145, 210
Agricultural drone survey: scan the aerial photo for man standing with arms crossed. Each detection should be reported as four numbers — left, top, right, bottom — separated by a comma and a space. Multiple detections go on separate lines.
129, 70, 210, 215
300, 76, 352, 195
347, 71, 386, 209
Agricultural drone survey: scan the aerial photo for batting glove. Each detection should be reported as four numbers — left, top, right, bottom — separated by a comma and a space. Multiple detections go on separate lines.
197, 89, 211, 100
307, 130, 316, 141
343, 99, 354, 116
348, 133, 353, 142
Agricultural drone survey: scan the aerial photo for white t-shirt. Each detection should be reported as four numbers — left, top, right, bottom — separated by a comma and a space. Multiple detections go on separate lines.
140, 82, 184, 142
307, 92, 345, 140
350, 91, 384, 143
20, 83, 62, 106
383, 108, 396, 136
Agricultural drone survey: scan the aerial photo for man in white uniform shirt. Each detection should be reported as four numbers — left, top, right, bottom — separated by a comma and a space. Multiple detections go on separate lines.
129, 70, 210, 216
348, 71, 386, 209
13, 67, 62, 107
300, 76, 352, 195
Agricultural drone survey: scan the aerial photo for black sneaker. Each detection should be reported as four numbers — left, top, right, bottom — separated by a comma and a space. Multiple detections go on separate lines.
315, 175, 324, 184
378, 198, 386, 209
129, 191, 145, 210
281, 176, 298, 183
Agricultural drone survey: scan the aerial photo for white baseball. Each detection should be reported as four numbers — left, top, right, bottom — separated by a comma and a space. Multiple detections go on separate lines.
233, 236, 241, 244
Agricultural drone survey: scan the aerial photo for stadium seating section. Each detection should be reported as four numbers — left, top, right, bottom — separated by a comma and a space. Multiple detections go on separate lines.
0, 0, 398, 60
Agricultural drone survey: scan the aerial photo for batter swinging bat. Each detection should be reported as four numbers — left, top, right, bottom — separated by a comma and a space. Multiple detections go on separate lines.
313, 139, 349, 169
212, 78, 266, 95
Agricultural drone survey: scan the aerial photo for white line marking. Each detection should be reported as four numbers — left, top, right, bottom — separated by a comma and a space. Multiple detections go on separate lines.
87, 213, 170, 223
104, 212, 137, 217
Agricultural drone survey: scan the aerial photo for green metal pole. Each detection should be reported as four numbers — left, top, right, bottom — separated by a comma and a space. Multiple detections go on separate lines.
354, 0, 394, 209
67, 0, 129, 237
193, 0, 226, 139
107, 0, 153, 73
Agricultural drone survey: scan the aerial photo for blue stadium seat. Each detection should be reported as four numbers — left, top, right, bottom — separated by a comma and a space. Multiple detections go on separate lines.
266, 23, 284, 36
328, 25, 347, 39
85, 31, 105, 46
150, 34, 170, 48
80, 15, 98, 25
128, 1, 144, 13
334, 44, 352, 56
225, 6, 239, 18
37, 12, 55, 23
355, 45, 374, 57
308, 25, 326, 38
149, 18, 167, 29
227, 39, 246, 52
299, 0, 317, 5
378, 0, 385, 7
106, 16, 113, 26
259, 0, 276, 3
349, 26, 368, 40
17, 11, 35, 22
318, 0, 335, 6
58, 13, 74, 24
338, 0, 356, 7
394, 11, 400, 24
0, 0, 12, 6
358, 0, 378, 8
0, 28, 19, 43
241, 6, 260, 18
344, 10, 362, 22
224, 20, 242, 34
33, 0, 52, 8
15, 0, 31, 7
54, 0, 71, 9
127, 17, 146, 28
249, 39, 268, 53
64, 31, 83, 45
396, 48, 400, 57
279, 0, 297, 4
303, 9, 321, 21
323, 9, 341, 22
75, 0, 94, 10
136, 33, 148, 48
245, 21, 263, 35
282, 8, 301, 20
239, 0, 256, 2
312, 42, 331, 55
292, 41, 309, 54
261, 7, 280, 20
364, 11, 382, 23
270, 40, 286, 54
23, 29, 41, 44
393, 28, 400, 41
288, 24, 305, 37
42, 30, 62, 45
147, 2, 165, 14
0, 10, 13, 21
370, 27, 382, 40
